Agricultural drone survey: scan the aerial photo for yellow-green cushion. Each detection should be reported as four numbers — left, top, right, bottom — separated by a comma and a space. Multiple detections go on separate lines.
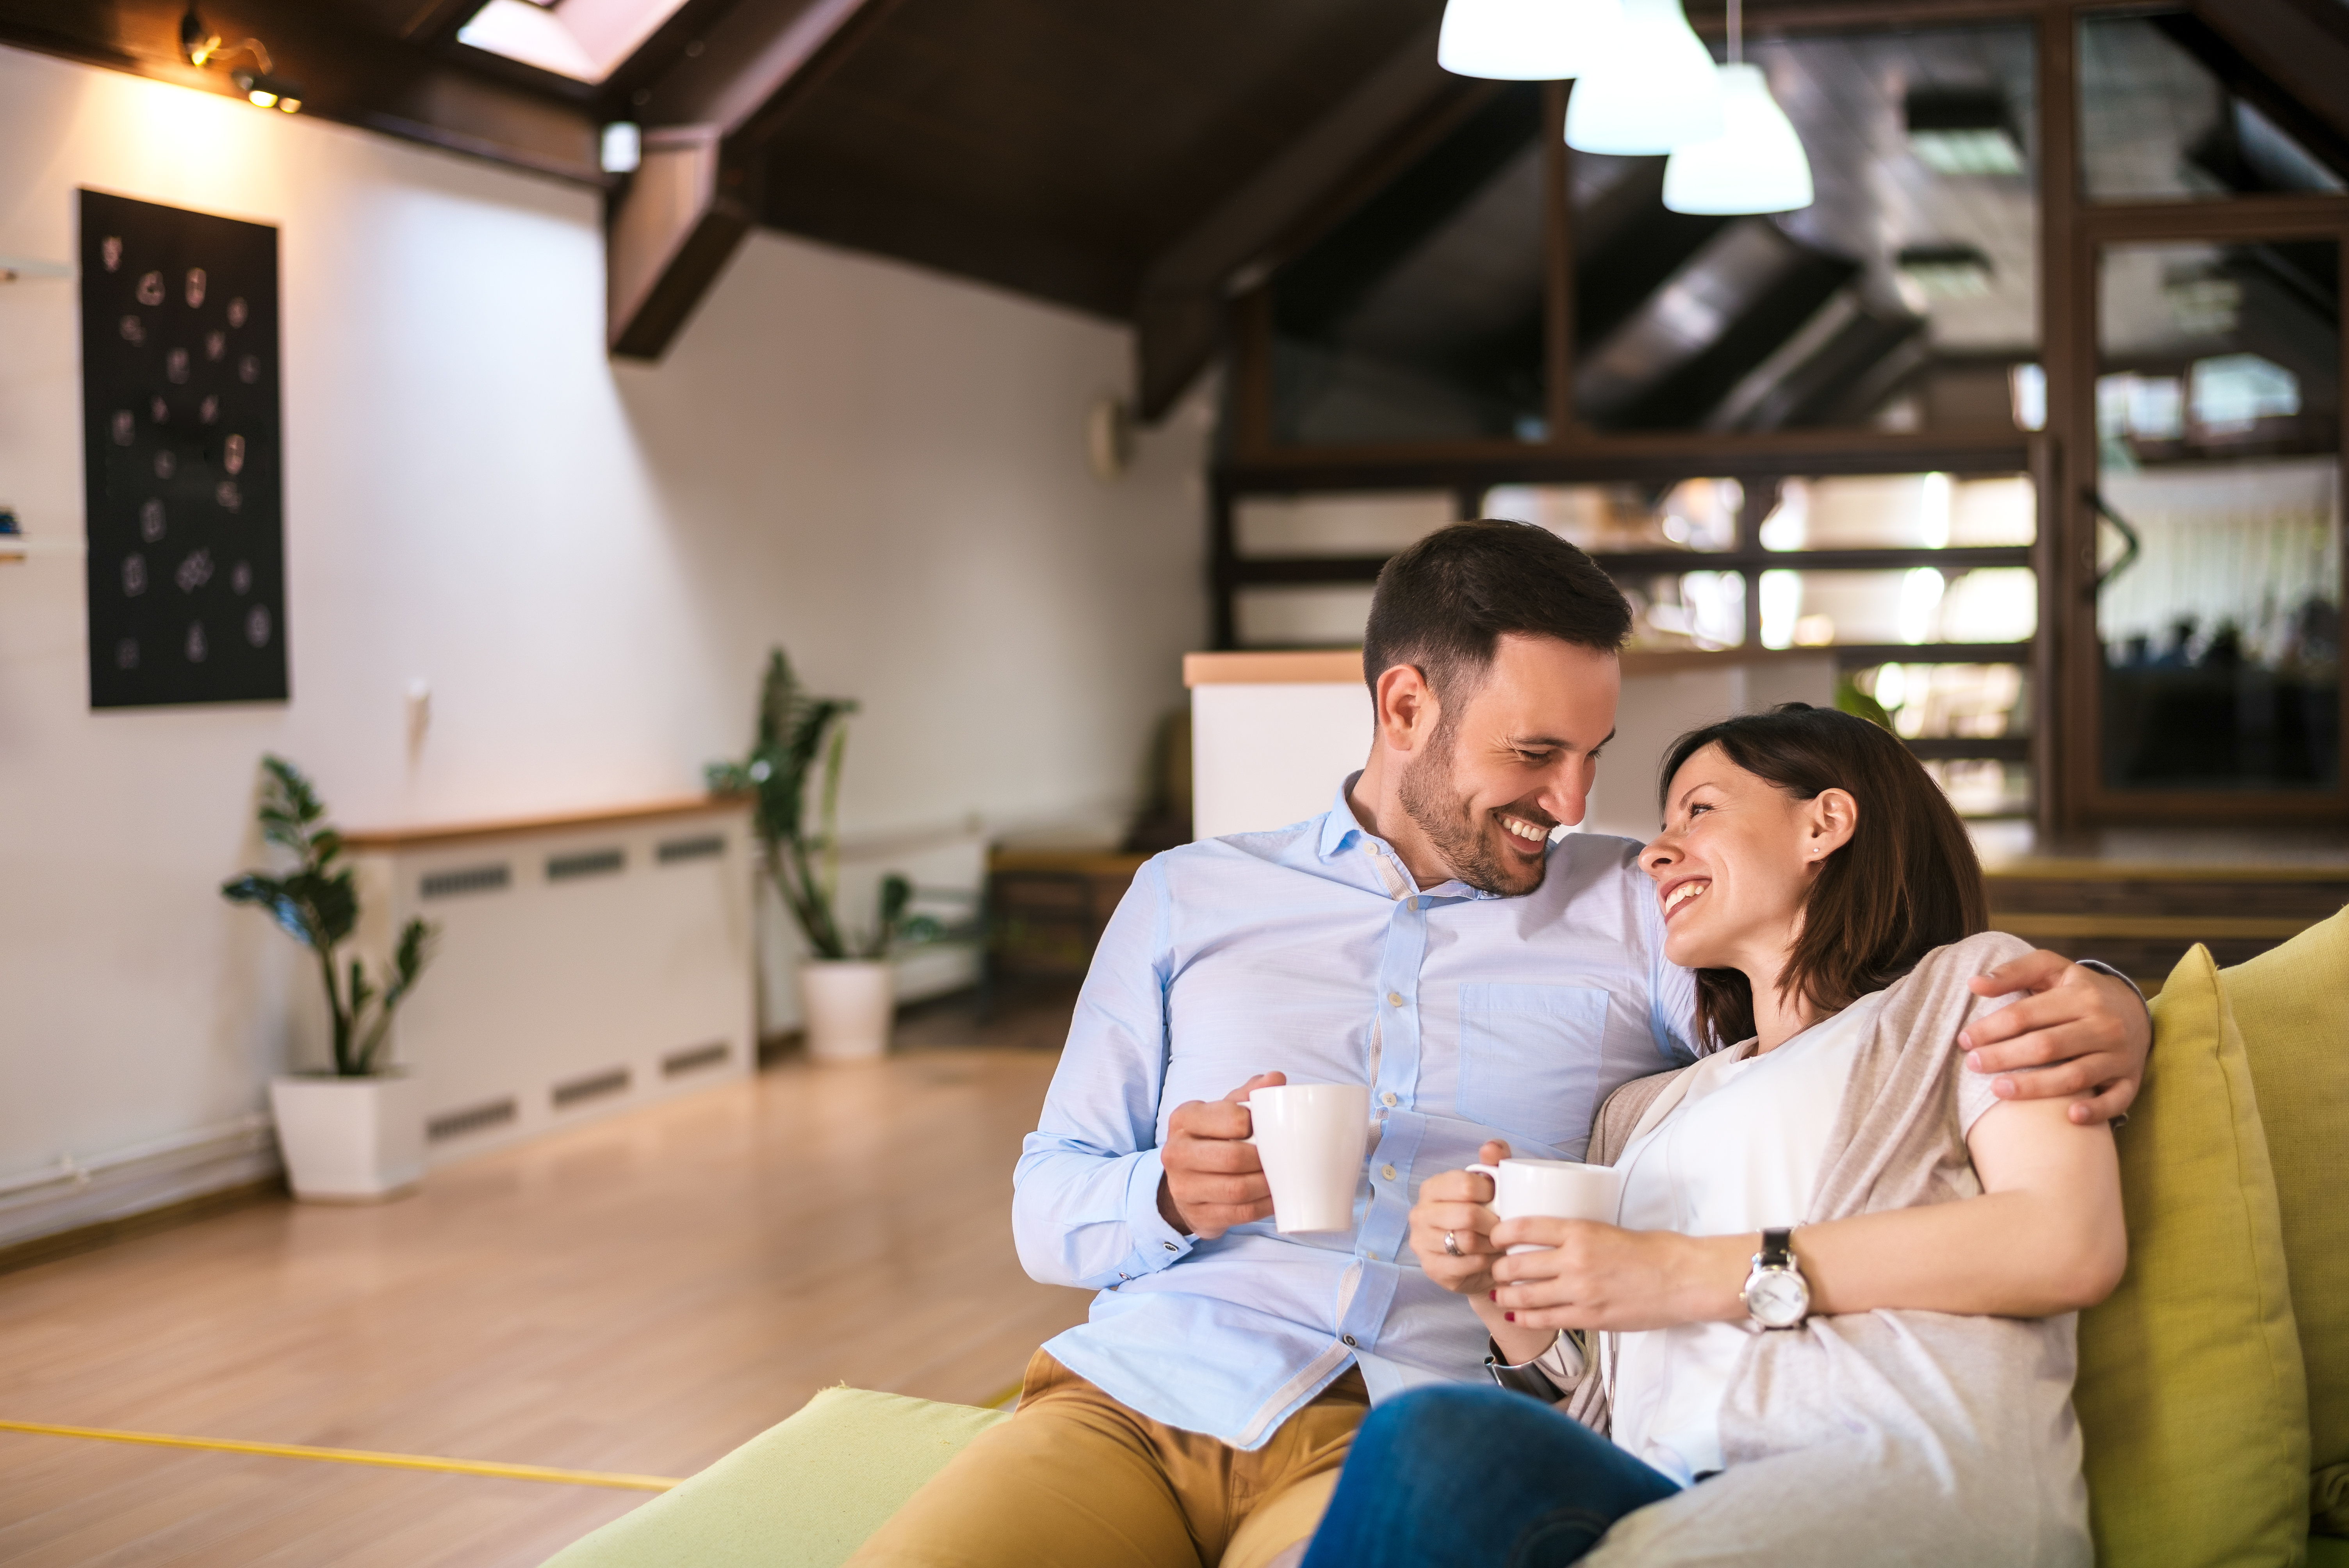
2076, 944, 2309, 1565
2227, 906, 2349, 1536
2313, 1534, 2349, 1568
540, 1387, 1007, 1568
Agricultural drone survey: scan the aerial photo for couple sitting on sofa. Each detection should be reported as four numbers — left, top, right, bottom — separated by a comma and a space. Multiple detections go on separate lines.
848, 521, 2150, 1568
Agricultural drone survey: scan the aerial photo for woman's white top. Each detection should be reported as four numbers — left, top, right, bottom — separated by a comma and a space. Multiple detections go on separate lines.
1604, 991, 2004, 1487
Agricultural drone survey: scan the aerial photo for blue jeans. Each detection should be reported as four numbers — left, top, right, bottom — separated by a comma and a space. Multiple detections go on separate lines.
1300, 1385, 1681, 1568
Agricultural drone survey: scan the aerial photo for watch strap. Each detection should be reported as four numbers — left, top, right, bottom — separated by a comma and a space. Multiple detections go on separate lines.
1758, 1226, 1793, 1269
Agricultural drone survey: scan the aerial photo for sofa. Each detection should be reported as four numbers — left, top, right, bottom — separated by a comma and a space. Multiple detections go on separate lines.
543, 909, 2349, 1568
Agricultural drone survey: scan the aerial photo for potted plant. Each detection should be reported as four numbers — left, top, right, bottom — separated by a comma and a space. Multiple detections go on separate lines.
222, 756, 437, 1200
707, 650, 930, 1062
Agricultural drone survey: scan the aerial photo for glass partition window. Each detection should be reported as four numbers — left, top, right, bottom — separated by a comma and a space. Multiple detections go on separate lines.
2096, 239, 2342, 790
1625, 571, 1747, 650
1484, 478, 1739, 553
2079, 13, 2347, 204
1757, 567, 2036, 649
1923, 758, 2032, 817
1233, 584, 1378, 649
1759, 473, 2035, 550
1570, 22, 2037, 435
1233, 492, 1456, 558
1852, 662, 2029, 740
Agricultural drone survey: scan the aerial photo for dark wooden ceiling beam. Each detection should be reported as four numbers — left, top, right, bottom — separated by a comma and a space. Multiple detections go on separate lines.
604, 0, 900, 359
0, 0, 602, 183
1130, 15, 1478, 423
2182, 0, 2349, 164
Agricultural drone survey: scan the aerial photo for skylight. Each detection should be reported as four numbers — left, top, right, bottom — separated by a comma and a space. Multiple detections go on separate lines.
457, 0, 693, 84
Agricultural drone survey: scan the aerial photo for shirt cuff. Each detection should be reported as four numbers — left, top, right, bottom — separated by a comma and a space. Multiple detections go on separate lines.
1115, 1147, 1194, 1281
2075, 958, 2147, 1006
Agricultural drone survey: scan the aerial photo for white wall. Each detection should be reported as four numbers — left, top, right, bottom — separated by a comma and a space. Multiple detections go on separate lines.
0, 43, 1209, 1209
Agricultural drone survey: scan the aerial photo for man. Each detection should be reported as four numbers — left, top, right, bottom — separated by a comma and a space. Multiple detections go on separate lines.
851, 522, 2148, 1568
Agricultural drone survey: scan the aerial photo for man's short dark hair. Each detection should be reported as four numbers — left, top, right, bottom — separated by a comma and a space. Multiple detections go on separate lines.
1362, 519, 1633, 703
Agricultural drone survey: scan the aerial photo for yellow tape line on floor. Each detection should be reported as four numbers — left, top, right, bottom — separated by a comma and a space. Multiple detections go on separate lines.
0, 1419, 683, 1491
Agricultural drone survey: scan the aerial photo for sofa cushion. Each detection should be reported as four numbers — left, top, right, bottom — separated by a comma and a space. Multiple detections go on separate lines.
539, 1386, 1007, 1568
2074, 943, 2309, 1566
2226, 905, 2349, 1537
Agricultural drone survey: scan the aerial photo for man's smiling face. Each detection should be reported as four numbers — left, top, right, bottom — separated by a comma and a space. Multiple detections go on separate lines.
1397, 633, 1621, 896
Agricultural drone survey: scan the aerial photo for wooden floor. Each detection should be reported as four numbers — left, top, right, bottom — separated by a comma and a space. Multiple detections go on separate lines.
0, 991, 1090, 1567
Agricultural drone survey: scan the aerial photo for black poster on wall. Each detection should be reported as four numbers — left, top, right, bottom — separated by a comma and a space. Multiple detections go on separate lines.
79, 189, 287, 709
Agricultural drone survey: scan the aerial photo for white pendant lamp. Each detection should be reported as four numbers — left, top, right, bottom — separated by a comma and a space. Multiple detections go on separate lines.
1662, 63, 1814, 213
1437, 0, 1624, 81
1562, 0, 1723, 155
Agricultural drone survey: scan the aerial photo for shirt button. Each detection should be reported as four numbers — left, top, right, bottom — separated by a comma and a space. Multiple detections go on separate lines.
1342, 1334, 1359, 1348
1381, 1164, 1397, 1181
1381, 1091, 1398, 1108
1365, 1251, 1378, 1262
1409, 898, 1420, 911
1387, 991, 1404, 1007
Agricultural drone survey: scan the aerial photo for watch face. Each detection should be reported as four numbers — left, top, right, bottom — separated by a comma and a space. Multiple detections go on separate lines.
1747, 1268, 1808, 1327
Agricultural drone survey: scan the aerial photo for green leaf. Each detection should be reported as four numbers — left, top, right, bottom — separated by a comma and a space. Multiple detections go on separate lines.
708, 647, 863, 959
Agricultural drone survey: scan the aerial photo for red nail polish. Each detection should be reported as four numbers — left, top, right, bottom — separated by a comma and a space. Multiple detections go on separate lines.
1504, 1311, 1516, 1322
1488, 1290, 1496, 1301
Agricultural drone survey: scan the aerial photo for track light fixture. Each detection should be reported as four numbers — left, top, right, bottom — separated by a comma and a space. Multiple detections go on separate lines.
178, 6, 304, 112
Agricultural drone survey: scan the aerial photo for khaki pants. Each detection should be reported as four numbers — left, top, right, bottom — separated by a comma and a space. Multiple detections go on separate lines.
846, 1350, 1367, 1568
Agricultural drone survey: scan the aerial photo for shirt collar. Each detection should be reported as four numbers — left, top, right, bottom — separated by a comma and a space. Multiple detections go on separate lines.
1315, 773, 1371, 861
1315, 773, 1503, 902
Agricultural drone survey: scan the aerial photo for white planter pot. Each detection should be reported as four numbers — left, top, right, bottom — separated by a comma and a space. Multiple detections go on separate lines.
268, 1072, 426, 1202
800, 959, 894, 1062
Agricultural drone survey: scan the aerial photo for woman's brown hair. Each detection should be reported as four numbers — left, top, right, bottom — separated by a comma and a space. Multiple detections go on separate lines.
1657, 704, 1989, 1050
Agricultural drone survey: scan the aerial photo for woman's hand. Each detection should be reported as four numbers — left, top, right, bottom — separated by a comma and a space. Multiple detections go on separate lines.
1407, 1140, 1513, 1295
1489, 1219, 1749, 1333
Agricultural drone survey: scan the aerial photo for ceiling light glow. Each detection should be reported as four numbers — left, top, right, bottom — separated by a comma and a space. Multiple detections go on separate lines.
1661, 62, 1813, 213
1905, 90, 2024, 176
1895, 244, 1995, 303
1438, 0, 1624, 81
1564, 0, 1723, 155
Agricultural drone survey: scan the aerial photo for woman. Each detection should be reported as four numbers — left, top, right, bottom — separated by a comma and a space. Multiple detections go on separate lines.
1301, 704, 2124, 1568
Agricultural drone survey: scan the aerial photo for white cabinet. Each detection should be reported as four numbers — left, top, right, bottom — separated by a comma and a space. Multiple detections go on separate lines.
344, 798, 755, 1164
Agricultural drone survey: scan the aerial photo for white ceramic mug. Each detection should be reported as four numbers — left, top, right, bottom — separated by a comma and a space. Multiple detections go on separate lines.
1247, 1083, 1372, 1233
1467, 1157, 1623, 1253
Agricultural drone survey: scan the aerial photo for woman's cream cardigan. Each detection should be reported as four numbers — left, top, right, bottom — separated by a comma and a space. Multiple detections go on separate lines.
1564, 932, 2095, 1567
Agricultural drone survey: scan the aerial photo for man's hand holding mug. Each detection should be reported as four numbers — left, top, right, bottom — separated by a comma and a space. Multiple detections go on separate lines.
1158, 1071, 1285, 1238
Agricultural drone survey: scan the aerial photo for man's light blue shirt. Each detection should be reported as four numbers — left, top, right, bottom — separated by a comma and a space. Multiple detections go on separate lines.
1012, 778, 1698, 1450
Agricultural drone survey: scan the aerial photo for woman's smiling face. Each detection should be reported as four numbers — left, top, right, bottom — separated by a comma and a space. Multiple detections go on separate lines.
1638, 741, 1855, 976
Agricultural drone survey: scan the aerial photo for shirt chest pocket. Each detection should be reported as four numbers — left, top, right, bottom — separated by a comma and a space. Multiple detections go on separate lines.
1455, 984, 1610, 1156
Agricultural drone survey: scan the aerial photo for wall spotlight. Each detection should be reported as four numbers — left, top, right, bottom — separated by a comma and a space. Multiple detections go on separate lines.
179, 7, 303, 112
233, 69, 305, 112
180, 5, 220, 64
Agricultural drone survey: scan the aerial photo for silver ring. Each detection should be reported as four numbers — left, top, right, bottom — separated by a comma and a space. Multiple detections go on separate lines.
1443, 1229, 1462, 1258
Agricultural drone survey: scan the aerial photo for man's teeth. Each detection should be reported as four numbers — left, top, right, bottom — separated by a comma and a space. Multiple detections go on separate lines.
1665, 880, 1708, 914
1501, 816, 1547, 843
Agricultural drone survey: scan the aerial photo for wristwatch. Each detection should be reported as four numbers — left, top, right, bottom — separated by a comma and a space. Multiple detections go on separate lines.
1484, 1340, 1564, 1401
1741, 1227, 1810, 1330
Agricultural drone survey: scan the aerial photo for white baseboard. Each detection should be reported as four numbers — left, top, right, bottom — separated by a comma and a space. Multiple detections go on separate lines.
0, 1116, 280, 1250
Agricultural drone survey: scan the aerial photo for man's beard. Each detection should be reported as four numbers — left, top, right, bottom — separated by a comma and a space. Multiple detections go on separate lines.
1397, 725, 1547, 896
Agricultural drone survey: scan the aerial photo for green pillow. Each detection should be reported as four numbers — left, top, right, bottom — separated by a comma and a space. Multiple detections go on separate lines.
2227, 906, 2349, 1536
540, 1387, 1008, 1568
2075, 943, 2309, 1566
